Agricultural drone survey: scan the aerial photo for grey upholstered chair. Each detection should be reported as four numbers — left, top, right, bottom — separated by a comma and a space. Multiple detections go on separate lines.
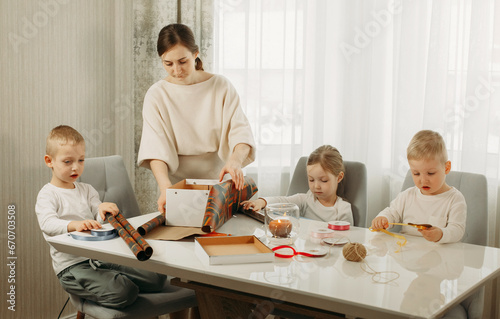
401, 170, 488, 319
401, 170, 488, 246
286, 157, 368, 227
70, 155, 197, 319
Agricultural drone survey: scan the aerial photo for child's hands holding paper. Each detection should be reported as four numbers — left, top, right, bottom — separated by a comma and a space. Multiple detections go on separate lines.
419, 227, 443, 242
371, 216, 389, 230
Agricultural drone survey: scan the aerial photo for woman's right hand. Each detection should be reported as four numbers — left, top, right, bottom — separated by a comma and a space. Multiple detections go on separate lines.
150, 160, 172, 214
157, 192, 167, 214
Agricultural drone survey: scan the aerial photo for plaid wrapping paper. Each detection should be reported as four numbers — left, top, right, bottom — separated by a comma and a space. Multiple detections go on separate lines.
115, 213, 153, 258
137, 214, 165, 236
106, 213, 151, 261
202, 176, 258, 233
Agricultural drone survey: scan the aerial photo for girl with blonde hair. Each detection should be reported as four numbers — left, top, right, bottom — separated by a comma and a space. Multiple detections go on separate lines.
241, 145, 353, 223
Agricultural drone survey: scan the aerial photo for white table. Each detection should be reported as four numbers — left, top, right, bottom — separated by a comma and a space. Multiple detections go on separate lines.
48, 212, 500, 319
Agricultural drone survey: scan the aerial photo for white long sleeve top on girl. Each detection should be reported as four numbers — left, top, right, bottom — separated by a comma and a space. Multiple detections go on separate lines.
264, 190, 353, 224
376, 186, 466, 243
137, 74, 256, 183
35, 182, 104, 275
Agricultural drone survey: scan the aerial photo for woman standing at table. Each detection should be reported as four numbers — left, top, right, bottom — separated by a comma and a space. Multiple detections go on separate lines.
138, 23, 256, 213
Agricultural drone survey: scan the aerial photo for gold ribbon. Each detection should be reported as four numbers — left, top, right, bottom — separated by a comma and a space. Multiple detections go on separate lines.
369, 227, 407, 253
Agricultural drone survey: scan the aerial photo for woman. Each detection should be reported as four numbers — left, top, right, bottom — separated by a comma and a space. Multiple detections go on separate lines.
138, 23, 256, 214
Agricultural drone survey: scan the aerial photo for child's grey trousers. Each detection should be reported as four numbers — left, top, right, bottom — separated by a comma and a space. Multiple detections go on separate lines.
58, 259, 167, 309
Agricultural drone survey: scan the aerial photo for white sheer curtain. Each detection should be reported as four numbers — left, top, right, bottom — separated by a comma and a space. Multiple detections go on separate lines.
213, 0, 499, 242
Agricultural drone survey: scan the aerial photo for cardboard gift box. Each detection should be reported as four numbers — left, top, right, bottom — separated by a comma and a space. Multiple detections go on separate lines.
166, 179, 219, 227
195, 235, 274, 265
165, 177, 258, 231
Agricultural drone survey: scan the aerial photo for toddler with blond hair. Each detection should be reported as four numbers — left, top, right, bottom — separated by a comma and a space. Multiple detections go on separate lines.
371, 130, 466, 243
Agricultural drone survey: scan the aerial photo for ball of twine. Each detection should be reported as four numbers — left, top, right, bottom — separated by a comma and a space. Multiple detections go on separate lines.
342, 242, 367, 262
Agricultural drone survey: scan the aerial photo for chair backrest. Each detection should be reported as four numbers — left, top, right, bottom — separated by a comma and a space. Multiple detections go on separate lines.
78, 155, 141, 219
401, 170, 488, 246
286, 157, 368, 227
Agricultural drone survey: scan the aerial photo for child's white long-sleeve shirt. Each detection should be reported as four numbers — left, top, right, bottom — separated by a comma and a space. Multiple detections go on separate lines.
35, 182, 103, 275
376, 186, 466, 243
264, 190, 353, 224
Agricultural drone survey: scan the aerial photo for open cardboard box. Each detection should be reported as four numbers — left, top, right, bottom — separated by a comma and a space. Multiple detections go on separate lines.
195, 235, 274, 265
166, 179, 219, 227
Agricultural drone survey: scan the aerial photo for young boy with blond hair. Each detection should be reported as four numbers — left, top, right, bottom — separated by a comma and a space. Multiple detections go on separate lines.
36, 125, 166, 309
371, 130, 466, 243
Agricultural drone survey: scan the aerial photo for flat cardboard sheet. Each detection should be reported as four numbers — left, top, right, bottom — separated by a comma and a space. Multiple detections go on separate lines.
143, 225, 205, 241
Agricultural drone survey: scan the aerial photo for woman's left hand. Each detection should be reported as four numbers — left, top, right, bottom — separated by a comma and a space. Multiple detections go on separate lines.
219, 160, 245, 190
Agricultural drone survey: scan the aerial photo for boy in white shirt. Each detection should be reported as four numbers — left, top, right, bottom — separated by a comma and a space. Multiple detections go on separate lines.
36, 125, 166, 309
371, 130, 466, 243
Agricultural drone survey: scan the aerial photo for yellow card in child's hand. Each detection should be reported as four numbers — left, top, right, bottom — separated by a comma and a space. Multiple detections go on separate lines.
389, 222, 432, 230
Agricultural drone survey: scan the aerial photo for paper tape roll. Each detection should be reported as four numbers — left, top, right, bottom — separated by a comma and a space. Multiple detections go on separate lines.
328, 221, 350, 231
322, 237, 349, 246
69, 229, 117, 241
301, 247, 328, 257
310, 228, 335, 239
91, 229, 116, 237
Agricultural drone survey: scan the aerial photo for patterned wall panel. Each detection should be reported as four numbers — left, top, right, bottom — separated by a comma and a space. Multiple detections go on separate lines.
0, 0, 134, 317
133, 0, 215, 215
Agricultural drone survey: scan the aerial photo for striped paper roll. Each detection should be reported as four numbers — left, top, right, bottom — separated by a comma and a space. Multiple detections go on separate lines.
137, 214, 165, 236
106, 214, 148, 261
203, 176, 258, 233
115, 213, 153, 258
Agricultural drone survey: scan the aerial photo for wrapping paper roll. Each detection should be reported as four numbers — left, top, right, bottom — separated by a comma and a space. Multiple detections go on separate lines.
106, 214, 149, 261
115, 213, 153, 258
137, 214, 166, 236
202, 176, 258, 233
